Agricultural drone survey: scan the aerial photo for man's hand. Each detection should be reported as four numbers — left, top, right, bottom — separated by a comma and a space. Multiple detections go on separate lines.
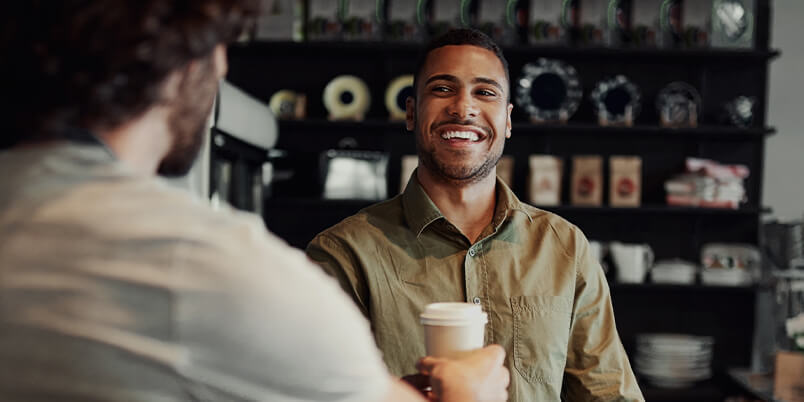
416, 345, 510, 402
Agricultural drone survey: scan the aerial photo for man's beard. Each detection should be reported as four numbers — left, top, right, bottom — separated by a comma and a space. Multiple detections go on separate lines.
415, 119, 503, 185
157, 60, 218, 177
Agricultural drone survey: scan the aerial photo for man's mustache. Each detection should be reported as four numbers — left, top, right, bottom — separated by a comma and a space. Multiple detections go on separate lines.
431, 119, 492, 137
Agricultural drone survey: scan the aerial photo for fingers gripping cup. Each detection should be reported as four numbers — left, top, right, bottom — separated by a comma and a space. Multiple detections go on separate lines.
420, 302, 488, 359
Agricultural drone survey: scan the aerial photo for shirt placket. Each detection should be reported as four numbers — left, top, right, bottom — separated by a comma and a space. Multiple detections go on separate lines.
471, 210, 508, 344
464, 240, 493, 343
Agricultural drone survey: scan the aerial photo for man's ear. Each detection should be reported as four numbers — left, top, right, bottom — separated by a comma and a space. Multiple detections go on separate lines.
405, 97, 415, 131
212, 44, 228, 79
505, 103, 513, 138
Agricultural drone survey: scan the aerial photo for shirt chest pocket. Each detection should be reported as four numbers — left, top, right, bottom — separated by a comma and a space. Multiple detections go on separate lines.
510, 295, 573, 384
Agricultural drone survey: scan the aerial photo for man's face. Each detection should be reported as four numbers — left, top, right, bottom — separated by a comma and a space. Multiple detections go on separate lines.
407, 45, 513, 185
158, 48, 226, 177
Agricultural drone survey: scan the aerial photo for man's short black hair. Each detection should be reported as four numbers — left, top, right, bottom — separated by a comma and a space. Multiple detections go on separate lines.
411, 28, 510, 101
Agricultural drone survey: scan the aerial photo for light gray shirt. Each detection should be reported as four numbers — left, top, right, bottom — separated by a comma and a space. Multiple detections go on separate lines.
0, 143, 389, 402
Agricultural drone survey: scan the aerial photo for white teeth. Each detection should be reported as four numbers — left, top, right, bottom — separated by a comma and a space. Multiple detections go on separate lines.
441, 131, 480, 141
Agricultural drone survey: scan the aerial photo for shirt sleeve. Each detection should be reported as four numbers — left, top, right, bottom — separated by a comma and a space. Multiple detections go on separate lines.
174, 213, 390, 402
306, 232, 371, 319
562, 228, 645, 402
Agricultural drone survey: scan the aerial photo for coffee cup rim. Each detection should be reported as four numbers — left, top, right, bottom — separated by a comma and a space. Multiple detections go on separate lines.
420, 302, 488, 326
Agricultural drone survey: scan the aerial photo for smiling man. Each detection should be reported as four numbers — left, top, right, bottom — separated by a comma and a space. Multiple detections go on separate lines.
306, 29, 643, 401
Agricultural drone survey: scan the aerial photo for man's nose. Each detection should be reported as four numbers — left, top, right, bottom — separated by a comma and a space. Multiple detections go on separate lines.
446, 90, 479, 120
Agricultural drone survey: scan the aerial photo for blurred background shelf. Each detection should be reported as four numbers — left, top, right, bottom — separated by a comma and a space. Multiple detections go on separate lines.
227, 2, 780, 399
640, 379, 725, 402
611, 282, 765, 295
264, 197, 770, 219
278, 119, 776, 134
231, 40, 780, 62
275, 120, 775, 148
727, 368, 776, 402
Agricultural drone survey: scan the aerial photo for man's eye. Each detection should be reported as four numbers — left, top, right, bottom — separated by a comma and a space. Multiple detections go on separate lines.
477, 89, 496, 97
432, 86, 451, 93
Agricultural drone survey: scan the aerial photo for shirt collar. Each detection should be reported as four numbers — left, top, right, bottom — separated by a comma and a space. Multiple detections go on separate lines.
401, 170, 533, 237
493, 177, 534, 228
402, 170, 444, 237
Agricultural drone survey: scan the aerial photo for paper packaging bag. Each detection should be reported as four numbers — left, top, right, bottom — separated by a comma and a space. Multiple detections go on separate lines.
774, 351, 804, 402
609, 156, 642, 207
497, 155, 515, 189
528, 155, 562, 206
571, 156, 602, 206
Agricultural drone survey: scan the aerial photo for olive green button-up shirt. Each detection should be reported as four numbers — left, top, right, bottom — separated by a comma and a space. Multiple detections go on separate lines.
307, 174, 644, 401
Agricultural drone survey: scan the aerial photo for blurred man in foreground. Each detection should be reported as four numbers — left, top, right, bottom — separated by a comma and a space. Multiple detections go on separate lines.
0, 2, 508, 401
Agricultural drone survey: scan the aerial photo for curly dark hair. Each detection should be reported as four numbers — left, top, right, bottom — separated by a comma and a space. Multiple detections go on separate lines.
411, 28, 510, 101
0, 0, 259, 147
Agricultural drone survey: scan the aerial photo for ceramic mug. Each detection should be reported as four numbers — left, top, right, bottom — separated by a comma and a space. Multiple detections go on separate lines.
589, 240, 609, 272
610, 242, 654, 284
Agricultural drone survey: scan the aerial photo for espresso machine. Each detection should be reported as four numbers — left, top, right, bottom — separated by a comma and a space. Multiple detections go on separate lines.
178, 80, 278, 216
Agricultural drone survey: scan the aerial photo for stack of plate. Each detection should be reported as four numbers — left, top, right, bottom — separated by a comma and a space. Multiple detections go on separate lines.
651, 259, 698, 285
635, 334, 714, 388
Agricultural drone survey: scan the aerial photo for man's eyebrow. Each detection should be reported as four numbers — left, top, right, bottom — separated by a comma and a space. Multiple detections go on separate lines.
424, 74, 458, 85
424, 75, 505, 93
473, 77, 504, 92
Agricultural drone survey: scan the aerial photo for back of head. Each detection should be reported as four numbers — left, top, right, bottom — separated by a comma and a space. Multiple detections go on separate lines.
0, 0, 259, 148
411, 28, 510, 101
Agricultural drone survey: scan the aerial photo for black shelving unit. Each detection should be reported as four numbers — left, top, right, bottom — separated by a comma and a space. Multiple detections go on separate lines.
227, 1, 778, 398
231, 40, 781, 62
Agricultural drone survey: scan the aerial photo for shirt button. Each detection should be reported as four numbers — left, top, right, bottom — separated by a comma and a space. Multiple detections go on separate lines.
468, 248, 476, 257
472, 297, 481, 305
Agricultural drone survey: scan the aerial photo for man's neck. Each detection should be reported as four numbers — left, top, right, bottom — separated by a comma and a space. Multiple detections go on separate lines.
416, 167, 497, 244
95, 107, 172, 176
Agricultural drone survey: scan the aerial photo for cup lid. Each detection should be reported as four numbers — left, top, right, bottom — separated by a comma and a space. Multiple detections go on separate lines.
420, 302, 488, 326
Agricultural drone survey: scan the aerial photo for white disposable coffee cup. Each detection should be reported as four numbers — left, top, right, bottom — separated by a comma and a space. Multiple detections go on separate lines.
420, 302, 488, 358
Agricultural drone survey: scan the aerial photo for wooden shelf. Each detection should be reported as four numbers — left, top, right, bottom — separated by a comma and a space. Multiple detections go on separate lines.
540, 205, 771, 216
265, 198, 376, 209
279, 119, 406, 131
231, 40, 781, 63
265, 198, 769, 217
640, 380, 725, 402
510, 124, 776, 139
727, 368, 775, 402
280, 119, 774, 136
274, 120, 775, 149
611, 282, 763, 295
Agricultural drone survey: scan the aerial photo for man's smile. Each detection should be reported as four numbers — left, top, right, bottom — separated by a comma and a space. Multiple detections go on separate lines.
433, 123, 490, 145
